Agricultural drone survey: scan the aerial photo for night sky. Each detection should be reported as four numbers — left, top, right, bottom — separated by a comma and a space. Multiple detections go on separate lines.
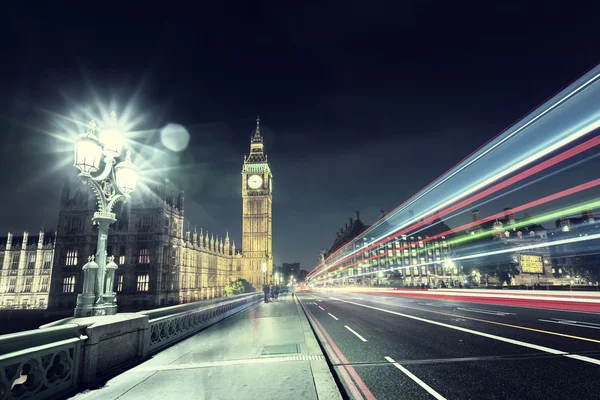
1, 1, 599, 270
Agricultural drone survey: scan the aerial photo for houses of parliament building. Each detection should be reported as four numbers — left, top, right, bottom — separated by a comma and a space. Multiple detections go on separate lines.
0, 118, 273, 311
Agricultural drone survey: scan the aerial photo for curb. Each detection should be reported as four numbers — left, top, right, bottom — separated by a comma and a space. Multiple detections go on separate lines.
293, 295, 344, 400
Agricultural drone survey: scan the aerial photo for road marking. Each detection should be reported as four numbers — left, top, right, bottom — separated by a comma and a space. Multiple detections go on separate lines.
345, 325, 368, 342
419, 302, 446, 308
457, 307, 515, 316
318, 306, 325, 311
331, 297, 600, 365
318, 300, 323, 302
300, 300, 375, 400
328, 313, 339, 321
552, 318, 600, 327
539, 319, 600, 330
384, 356, 446, 400
357, 297, 600, 345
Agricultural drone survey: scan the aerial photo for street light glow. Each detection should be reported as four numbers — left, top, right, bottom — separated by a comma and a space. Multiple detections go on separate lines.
115, 151, 139, 195
74, 130, 103, 174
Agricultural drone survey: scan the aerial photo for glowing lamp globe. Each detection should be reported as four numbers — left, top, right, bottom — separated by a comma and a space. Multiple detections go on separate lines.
115, 151, 139, 196
99, 128, 123, 158
74, 132, 103, 174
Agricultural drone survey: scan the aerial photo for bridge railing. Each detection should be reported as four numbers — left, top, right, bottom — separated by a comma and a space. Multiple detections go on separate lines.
0, 292, 261, 400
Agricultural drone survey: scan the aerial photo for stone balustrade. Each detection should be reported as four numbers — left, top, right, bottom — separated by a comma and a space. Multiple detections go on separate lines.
0, 292, 260, 400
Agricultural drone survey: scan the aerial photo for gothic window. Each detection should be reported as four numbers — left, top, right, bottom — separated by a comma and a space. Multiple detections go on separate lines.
0, 253, 4, 270
43, 253, 52, 270
116, 275, 123, 292
27, 254, 36, 269
11, 254, 20, 270
66, 250, 78, 266
8, 278, 16, 293
136, 274, 149, 292
138, 248, 150, 264
119, 246, 126, 265
139, 216, 152, 232
24, 277, 33, 292
62, 276, 75, 293
40, 277, 49, 292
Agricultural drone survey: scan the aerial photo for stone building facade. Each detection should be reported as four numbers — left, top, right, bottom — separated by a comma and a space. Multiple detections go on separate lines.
44, 118, 271, 312
0, 230, 56, 309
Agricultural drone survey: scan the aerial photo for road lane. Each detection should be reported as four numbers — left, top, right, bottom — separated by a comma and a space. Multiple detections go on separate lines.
298, 292, 600, 399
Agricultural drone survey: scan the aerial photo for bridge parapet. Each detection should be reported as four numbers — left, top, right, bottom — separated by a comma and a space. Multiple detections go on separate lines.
0, 292, 260, 400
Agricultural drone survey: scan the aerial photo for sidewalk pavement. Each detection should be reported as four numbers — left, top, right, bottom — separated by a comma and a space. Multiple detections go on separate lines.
71, 293, 342, 400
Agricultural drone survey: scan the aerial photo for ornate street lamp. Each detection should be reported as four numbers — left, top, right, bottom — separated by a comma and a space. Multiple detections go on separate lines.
261, 262, 267, 286
73, 112, 139, 317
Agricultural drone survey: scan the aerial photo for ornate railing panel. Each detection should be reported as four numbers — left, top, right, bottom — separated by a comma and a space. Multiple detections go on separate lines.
0, 324, 86, 400
143, 293, 260, 354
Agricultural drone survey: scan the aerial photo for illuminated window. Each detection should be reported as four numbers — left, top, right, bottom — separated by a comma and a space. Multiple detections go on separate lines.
66, 250, 78, 266
119, 255, 125, 265
116, 275, 123, 292
11, 254, 20, 270
43, 253, 52, 269
419, 241, 424, 248
62, 276, 75, 293
24, 277, 33, 292
137, 274, 149, 292
8, 278, 16, 293
138, 248, 150, 264
40, 277, 49, 292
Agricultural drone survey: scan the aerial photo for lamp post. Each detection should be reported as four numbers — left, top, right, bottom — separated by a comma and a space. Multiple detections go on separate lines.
73, 112, 139, 317
261, 262, 267, 286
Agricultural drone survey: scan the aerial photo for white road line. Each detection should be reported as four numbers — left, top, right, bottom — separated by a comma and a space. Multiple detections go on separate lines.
457, 307, 515, 316
539, 319, 600, 330
328, 313, 339, 321
329, 297, 600, 366
384, 356, 446, 400
344, 325, 368, 342
318, 305, 325, 311
551, 318, 600, 327
318, 300, 323, 302
565, 354, 600, 366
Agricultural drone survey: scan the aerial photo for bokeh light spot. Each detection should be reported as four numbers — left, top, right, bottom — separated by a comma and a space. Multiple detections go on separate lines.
160, 123, 190, 152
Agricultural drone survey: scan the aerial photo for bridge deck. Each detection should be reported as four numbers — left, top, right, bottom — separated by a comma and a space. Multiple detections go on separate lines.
70, 293, 340, 400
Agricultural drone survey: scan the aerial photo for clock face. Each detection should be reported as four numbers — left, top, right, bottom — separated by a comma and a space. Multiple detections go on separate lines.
248, 174, 263, 189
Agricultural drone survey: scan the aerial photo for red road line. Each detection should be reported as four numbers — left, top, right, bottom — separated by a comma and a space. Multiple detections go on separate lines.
300, 299, 376, 400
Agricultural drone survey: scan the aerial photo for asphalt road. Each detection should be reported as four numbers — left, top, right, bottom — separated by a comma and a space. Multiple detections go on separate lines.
297, 291, 600, 400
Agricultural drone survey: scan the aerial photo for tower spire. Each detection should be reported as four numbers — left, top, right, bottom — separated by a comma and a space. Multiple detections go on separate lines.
254, 115, 261, 138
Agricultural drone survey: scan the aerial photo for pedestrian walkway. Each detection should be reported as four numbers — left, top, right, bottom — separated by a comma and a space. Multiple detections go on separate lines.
71, 293, 341, 400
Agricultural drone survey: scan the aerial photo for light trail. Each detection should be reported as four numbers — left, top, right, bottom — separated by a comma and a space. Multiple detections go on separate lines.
359, 65, 600, 239
314, 196, 600, 282
309, 63, 600, 281
308, 134, 600, 280
327, 232, 600, 283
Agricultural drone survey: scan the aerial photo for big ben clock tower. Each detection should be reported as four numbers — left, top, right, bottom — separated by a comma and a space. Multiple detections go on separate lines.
241, 116, 273, 289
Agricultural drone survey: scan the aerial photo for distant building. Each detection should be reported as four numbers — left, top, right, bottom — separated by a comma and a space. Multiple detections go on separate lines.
320, 211, 453, 287
0, 230, 56, 309
48, 176, 239, 311
550, 210, 600, 284
459, 208, 560, 285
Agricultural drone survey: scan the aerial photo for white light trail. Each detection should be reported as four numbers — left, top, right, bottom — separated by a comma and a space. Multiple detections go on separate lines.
327, 232, 600, 282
